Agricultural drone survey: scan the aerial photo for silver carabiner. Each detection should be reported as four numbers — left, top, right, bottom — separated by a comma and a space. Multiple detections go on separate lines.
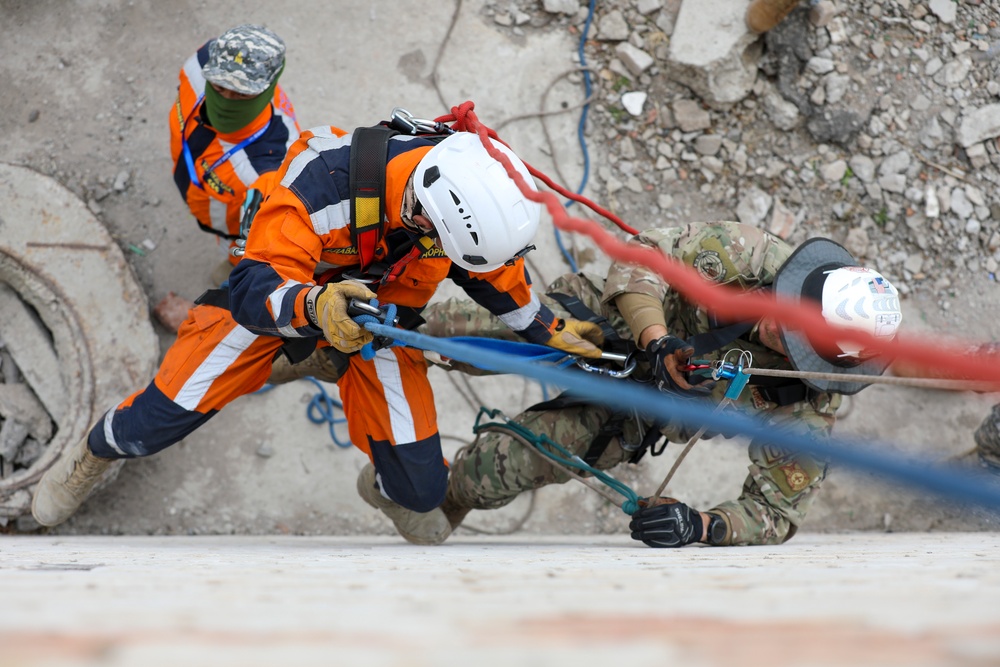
390, 107, 453, 136
574, 351, 638, 379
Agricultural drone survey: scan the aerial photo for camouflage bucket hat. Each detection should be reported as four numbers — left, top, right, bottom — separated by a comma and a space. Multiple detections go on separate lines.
772, 237, 889, 396
202, 24, 285, 96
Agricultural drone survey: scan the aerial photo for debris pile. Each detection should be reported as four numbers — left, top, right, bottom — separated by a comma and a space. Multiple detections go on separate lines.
488, 0, 1000, 314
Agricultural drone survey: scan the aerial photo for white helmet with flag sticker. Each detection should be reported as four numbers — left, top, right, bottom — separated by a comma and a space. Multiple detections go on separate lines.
819, 266, 902, 361
773, 237, 903, 395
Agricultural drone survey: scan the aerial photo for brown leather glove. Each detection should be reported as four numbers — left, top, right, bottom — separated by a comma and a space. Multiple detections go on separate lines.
545, 318, 604, 359
305, 281, 377, 353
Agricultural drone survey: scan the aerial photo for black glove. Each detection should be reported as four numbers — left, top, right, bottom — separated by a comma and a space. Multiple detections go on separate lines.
645, 335, 715, 397
629, 499, 704, 548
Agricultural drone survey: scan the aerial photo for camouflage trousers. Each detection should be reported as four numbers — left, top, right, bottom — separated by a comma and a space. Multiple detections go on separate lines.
446, 391, 837, 546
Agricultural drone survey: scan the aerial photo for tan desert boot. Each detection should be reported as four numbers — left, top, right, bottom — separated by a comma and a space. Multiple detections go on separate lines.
746, 0, 800, 34
356, 463, 452, 545
32, 435, 115, 527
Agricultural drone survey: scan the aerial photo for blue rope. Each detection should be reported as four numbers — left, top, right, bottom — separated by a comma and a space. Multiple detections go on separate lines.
303, 377, 352, 448
361, 321, 1000, 511
552, 0, 598, 273
252, 379, 351, 448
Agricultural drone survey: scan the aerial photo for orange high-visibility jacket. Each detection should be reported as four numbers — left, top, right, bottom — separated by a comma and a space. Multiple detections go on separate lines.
228, 127, 557, 344
168, 40, 301, 242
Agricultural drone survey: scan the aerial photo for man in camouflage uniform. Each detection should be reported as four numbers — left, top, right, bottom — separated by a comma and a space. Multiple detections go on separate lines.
419, 221, 903, 548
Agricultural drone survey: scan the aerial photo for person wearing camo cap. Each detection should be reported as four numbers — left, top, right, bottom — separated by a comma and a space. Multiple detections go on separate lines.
169, 24, 301, 285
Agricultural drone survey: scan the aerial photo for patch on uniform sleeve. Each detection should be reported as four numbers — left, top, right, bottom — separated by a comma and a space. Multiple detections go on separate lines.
750, 386, 773, 410
693, 250, 726, 282
778, 462, 812, 493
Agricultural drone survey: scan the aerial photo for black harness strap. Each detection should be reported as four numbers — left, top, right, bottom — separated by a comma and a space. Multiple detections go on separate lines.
349, 126, 397, 271
687, 320, 755, 357
685, 317, 812, 406
547, 292, 618, 342
194, 287, 230, 309
547, 290, 635, 356
196, 221, 241, 241
525, 393, 631, 466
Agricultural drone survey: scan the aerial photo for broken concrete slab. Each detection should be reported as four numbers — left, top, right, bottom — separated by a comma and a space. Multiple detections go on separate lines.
0, 285, 65, 425
667, 0, 762, 108
956, 104, 1000, 148
0, 382, 54, 449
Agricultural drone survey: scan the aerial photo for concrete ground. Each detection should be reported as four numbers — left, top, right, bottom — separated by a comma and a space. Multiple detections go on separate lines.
2, 532, 999, 667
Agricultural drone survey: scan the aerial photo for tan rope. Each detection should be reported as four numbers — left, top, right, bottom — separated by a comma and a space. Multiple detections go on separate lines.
744, 367, 999, 392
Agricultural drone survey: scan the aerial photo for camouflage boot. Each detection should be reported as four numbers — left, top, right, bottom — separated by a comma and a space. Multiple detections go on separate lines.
268, 347, 349, 385
746, 0, 800, 33
439, 484, 473, 531
32, 434, 116, 527
356, 463, 452, 545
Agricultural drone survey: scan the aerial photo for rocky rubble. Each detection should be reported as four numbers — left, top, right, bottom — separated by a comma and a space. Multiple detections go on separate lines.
486, 0, 1000, 315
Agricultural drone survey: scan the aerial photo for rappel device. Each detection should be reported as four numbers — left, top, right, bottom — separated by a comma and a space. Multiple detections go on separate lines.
347, 298, 399, 354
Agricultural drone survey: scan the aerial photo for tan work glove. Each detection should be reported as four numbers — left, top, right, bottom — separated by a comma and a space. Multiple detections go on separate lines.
545, 318, 604, 359
305, 281, 377, 353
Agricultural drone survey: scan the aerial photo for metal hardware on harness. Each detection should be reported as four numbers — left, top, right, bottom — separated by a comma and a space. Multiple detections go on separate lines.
230, 188, 263, 258
390, 107, 454, 136
574, 350, 638, 379
347, 298, 399, 327
710, 349, 753, 401
348, 298, 399, 354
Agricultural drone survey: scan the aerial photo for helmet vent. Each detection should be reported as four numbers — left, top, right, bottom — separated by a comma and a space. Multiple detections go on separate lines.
423, 166, 441, 188
450, 190, 461, 205
470, 232, 479, 245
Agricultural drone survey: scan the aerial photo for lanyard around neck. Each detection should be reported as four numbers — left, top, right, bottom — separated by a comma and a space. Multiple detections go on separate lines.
179, 94, 271, 191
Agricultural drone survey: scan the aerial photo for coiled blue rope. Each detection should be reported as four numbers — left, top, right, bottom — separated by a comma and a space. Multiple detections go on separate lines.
303, 377, 352, 448
253, 378, 351, 448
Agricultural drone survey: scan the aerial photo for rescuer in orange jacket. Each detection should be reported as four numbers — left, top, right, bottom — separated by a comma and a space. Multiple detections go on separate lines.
32, 127, 605, 542
169, 24, 300, 284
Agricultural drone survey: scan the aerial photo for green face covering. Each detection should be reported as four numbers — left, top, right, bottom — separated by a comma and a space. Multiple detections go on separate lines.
203, 67, 282, 134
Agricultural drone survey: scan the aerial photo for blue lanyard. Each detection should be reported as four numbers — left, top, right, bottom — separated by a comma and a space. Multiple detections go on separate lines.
180, 94, 271, 191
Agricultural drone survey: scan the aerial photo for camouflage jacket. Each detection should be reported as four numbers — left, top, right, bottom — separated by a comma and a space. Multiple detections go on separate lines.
599, 222, 839, 414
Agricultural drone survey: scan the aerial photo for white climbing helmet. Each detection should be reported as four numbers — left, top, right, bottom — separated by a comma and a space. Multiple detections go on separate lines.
819, 266, 902, 361
773, 237, 903, 395
413, 132, 541, 273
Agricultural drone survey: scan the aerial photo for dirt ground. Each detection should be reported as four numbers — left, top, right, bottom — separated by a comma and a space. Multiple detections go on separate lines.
1, 0, 998, 539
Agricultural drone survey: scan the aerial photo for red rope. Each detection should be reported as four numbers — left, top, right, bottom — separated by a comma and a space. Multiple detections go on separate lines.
438, 101, 1000, 388
435, 102, 639, 235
